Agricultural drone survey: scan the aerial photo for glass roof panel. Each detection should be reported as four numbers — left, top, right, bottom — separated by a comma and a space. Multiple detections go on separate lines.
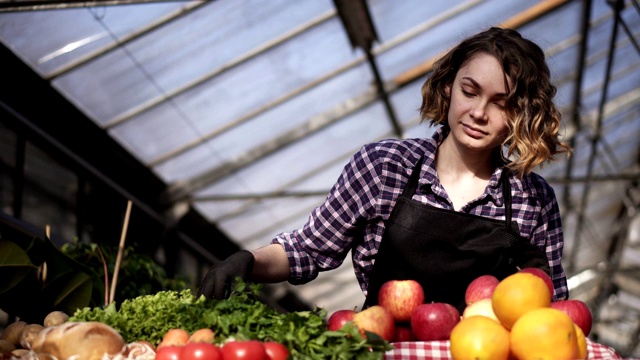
156, 62, 371, 182
49, 0, 338, 126
216, 195, 326, 246
518, 1, 582, 46
51, 47, 155, 123
374, 0, 537, 81
194, 161, 347, 225
195, 102, 394, 197
115, 17, 361, 168
0, 2, 191, 76
369, 0, 470, 42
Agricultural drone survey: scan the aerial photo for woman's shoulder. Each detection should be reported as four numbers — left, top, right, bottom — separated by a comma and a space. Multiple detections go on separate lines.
516, 171, 557, 201
360, 138, 432, 165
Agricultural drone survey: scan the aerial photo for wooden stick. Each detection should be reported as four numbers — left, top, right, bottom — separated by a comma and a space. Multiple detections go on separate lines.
40, 225, 50, 284
109, 200, 133, 304
97, 246, 110, 307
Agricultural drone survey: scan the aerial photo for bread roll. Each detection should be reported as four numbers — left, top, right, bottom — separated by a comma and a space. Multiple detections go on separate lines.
31, 322, 125, 360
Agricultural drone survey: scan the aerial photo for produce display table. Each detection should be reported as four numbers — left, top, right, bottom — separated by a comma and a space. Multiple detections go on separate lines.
384, 338, 623, 360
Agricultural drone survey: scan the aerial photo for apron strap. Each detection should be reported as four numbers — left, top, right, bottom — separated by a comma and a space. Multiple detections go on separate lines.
500, 168, 551, 275
500, 167, 514, 233
408, 157, 513, 232
401, 156, 424, 199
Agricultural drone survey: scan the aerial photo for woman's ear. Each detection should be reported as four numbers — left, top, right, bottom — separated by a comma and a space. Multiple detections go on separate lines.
445, 84, 451, 97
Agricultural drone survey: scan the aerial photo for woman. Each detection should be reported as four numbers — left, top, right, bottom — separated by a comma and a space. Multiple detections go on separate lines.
198, 27, 572, 312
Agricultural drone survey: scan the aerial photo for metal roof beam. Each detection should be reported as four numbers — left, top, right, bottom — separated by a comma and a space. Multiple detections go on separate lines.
566, 0, 624, 274
149, 1, 481, 167
44, 2, 206, 80
562, 0, 592, 216
162, 1, 576, 203
393, 0, 572, 85
333, 0, 402, 138
0, 0, 173, 12
105, 8, 336, 130
162, 85, 380, 203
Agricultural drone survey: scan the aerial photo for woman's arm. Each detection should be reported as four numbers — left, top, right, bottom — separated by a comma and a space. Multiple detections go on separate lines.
249, 243, 291, 283
536, 185, 569, 301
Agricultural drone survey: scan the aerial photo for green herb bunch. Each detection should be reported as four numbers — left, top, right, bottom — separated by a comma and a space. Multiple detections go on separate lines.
69, 282, 393, 359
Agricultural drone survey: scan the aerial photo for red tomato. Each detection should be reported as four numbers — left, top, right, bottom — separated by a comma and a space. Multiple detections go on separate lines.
180, 342, 222, 360
264, 341, 289, 360
155, 345, 182, 360
221, 340, 267, 360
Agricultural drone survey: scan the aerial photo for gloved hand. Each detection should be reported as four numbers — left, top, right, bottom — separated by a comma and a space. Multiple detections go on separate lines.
500, 234, 551, 277
197, 250, 255, 299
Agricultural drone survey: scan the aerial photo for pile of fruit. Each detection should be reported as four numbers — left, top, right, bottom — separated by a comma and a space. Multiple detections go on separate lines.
327, 267, 594, 360
453, 269, 592, 360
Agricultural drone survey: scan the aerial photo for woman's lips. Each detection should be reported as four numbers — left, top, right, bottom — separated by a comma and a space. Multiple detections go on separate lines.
462, 123, 487, 138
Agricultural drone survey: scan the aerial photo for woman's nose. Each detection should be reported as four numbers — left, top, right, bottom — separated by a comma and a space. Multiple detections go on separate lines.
470, 101, 488, 121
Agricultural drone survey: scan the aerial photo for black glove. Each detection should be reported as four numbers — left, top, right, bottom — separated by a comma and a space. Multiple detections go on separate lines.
197, 250, 255, 299
499, 234, 551, 278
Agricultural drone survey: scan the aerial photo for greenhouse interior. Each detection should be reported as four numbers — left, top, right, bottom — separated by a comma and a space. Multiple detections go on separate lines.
0, 0, 639, 358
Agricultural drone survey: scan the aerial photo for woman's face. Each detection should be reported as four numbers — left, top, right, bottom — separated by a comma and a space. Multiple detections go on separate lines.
446, 53, 511, 153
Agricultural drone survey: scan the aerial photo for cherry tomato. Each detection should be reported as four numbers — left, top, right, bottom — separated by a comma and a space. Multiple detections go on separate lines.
221, 340, 267, 360
264, 341, 289, 360
180, 342, 222, 360
155, 345, 182, 360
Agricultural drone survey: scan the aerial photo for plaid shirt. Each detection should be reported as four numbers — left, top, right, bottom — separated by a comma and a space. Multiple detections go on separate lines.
273, 126, 569, 301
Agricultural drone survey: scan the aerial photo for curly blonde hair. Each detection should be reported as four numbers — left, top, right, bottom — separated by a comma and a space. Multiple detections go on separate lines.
420, 27, 572, 177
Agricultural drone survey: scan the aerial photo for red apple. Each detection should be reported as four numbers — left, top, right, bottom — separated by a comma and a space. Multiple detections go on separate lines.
410, 302, 461, 341
353, 305, 395, 341
550, 299, 593, 336
378, 279, 425, 321
327, 309, 357, 331
392, 325, 415, 342
465, 275, 499, 305
519, 267, 554, 300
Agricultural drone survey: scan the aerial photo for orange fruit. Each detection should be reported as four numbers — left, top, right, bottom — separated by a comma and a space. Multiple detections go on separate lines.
492, 272, 551, 329
574, 323, 588, 359
450, 316, 510, 360
510, 307, 578, 360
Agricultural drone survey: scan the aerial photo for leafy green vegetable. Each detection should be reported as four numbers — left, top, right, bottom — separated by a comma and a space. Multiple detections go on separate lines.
69, 281, 393, 359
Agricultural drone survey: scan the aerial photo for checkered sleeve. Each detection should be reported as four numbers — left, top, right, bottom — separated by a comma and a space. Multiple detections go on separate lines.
532, 177, 569, 300
272, 143, 383, 285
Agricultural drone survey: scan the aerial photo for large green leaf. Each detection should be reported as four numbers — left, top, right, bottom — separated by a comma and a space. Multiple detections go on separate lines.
28, 238, 104, 311
43, 271, 93, 316
0, 236, 96, 323
0, 240, 37, 295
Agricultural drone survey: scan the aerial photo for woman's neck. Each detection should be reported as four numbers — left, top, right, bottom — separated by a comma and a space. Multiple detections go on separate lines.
435, 135, 496, 181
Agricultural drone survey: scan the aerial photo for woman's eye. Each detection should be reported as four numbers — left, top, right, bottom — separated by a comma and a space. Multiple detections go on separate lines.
494, 102, 505, 110
461, 89, 475, 97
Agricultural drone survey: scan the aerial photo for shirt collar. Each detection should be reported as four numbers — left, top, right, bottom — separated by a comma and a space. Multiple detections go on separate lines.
418, 126, 444, 186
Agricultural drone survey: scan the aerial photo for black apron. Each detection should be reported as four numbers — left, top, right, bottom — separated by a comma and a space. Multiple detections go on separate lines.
364, 157, 550, 313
